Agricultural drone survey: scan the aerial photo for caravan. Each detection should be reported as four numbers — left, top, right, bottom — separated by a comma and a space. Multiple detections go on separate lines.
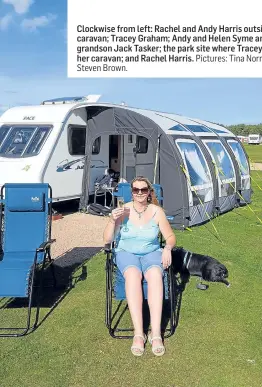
0, 95, 252, 229
248, 134, 262, 145
0, 95, 154, 202
0, 96, 106, 201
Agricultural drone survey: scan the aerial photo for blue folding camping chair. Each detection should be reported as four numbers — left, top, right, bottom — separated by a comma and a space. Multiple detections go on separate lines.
105, 183, 176, 339
0, 183, 56, 337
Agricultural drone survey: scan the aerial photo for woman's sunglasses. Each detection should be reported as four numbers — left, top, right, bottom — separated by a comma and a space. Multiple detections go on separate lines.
132, 187, 149, 194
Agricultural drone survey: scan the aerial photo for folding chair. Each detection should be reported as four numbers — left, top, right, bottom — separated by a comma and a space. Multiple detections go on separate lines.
94, 168, 119, 207
0, 183, 56, 337
112, 182, 132, 205
105, 183, 176, 339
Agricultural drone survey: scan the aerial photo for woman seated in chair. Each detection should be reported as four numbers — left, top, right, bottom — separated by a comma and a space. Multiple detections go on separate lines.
103, 176, 176, 357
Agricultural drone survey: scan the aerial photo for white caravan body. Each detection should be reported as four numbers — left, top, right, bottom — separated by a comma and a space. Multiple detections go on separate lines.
248, 134, 262, 145
0, 96, 153, 201
0, 97, 104, 201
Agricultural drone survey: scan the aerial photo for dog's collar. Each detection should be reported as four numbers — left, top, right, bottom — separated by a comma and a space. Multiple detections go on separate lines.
183, 251, 193, 270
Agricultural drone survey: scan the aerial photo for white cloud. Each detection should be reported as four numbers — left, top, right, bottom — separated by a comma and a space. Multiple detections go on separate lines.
2, 0, 34, 14
21, 13, 56, 31
0, 13, 13, 30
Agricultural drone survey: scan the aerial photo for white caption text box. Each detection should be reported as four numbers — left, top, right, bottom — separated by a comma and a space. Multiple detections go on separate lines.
67, 0, 262, 78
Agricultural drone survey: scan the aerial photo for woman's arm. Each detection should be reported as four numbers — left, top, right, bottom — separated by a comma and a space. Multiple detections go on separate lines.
157, 207, 176, 249
157, 207, 176, 269
103, 217, 117, 245
103, 207, 124, 244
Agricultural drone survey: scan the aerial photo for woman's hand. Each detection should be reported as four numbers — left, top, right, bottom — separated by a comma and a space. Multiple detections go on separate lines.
104, 206, 130, 245
161, 247, 172, 270
111, 207, 125, 222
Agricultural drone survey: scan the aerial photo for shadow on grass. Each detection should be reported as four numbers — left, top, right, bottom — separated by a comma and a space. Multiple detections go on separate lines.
0, 247, 101, 333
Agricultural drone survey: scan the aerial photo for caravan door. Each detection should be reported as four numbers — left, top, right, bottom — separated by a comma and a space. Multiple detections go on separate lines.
121, 135, 136, 181
117, 135, 154, 182
121, 134, 154, 182
134, 135, 154, 181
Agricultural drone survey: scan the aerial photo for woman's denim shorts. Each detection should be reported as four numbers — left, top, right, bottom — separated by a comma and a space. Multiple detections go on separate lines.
115, 250, 163, 276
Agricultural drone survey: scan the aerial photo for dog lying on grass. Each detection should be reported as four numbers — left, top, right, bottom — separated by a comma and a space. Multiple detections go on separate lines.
171, 247, 230, 287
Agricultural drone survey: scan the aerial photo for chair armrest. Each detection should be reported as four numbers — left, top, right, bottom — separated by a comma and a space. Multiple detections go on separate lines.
36, 239, 56, 252
104, 243, 113, 254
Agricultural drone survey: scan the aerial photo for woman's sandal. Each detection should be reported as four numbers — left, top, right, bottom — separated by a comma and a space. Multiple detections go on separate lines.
131, 334, 147, 356
148, 334, 165, 356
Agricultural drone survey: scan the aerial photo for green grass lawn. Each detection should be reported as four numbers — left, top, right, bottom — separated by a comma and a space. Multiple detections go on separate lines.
244, 144, 262, 163
1, 173, 262, 387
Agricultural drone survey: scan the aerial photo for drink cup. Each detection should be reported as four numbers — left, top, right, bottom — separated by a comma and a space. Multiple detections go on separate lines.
118, 199, 124, 208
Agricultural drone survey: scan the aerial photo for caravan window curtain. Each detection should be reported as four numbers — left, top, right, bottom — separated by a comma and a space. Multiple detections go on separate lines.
176, 139, 213, 206
204, 140, 236, 197
228, 140, 250, 190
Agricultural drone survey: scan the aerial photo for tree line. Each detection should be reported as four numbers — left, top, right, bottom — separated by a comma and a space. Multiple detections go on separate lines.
225, 123, 262, 136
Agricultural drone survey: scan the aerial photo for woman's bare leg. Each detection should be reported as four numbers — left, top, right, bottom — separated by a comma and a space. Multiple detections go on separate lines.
144, 267, 164, 350
124, 267, 144, 349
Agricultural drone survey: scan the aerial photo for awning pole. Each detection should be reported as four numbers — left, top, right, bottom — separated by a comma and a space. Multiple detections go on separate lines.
153, 135, 160, 184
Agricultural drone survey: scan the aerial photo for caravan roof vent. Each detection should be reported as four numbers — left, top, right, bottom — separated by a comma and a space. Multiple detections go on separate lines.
41, 95, 101, 105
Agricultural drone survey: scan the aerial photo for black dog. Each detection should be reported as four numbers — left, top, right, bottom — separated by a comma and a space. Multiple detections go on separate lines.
171, 247, 230, 287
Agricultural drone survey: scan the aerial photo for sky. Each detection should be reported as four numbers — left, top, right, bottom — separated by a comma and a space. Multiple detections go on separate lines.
0, 0, 261, 126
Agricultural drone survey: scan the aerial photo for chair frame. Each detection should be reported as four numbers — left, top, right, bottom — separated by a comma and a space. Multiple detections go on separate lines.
0, 184, 56, 337
94, 183, 115, 207
104, 238, 176, 339
104, 183, 178, 339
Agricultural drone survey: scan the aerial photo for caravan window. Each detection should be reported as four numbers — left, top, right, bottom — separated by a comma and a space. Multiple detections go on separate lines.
92, 137, 101, 154
0, 125, 10, 144
168, 124, 188, 131
69, 126, 86, 155
136, 136, 148, 153
68, 126, 101, 155
177, 141, 211, 186
227, 140, 250, 190
209, 127, 229, 134
204, 141, 235, 196
205, 141, 234, 180
227, 141, 249, 176
183, 124, 212, 133
176, 139, 213, 206
0, 125, 52, 157
24, 127, 51, 155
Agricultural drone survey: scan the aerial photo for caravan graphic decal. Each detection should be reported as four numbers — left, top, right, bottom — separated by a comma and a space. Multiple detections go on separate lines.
56, 158, 105, 172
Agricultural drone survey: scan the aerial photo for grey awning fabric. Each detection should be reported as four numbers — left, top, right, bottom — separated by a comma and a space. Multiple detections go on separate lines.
80, 107, 160, 210
79, 106, 188, 226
